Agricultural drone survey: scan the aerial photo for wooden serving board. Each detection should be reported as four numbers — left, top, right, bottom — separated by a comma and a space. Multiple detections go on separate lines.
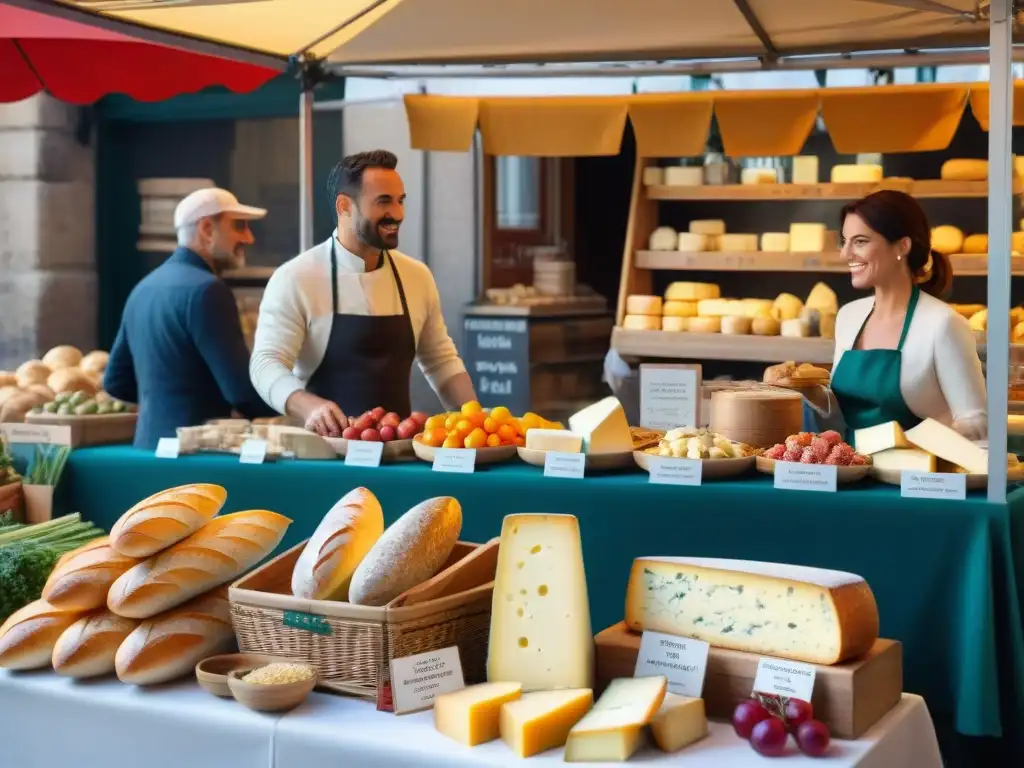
25, 411, 136, 448
594, 622, 902, 741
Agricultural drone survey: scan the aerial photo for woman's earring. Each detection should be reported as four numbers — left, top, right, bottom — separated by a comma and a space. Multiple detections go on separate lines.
897, 255, 902, 261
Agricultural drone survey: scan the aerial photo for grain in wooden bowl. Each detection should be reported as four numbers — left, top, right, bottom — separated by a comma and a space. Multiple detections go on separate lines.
227, 663, 317, 712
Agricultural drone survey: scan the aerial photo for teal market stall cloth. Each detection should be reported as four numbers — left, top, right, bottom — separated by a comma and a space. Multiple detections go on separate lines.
60, 446, 1024, 745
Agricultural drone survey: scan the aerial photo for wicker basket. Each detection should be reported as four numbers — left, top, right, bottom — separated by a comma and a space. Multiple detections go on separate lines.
228, 538, 496, 711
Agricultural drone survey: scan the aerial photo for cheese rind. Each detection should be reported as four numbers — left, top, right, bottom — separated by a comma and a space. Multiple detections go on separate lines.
665, 282, 720, 301
689, 220, 726, 236
871, 448, 937, 472
487, 514, 594, 691
853, 421, 909, 455
650, 694, 708, 753
499, 689, 594, 758
434, 682, 523, 746
761, 232, 790, 252
564, 676, 667, 763
568, 398, 633, 454
525, 429, 583, 453
719, 234, 759, 252
831, 164, 883, 183
904, 418, 988, 474
624, 556, 880, 665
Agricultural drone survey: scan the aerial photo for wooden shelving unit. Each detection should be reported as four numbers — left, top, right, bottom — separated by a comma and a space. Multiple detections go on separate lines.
645, 179, 1021, 202
612, 328, 835, 365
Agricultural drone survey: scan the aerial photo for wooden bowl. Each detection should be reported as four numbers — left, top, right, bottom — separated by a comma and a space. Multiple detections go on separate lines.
227, 666, 317, 712
325, 436, 415, 461
195, 653, 289, 698
517, 447, 634, 471
755, 455, 871, 484
633, 450, 755, 479
411, 436, 517, 465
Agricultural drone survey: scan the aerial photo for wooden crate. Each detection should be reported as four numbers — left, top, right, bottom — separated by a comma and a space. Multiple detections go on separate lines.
24, 411, 136, 447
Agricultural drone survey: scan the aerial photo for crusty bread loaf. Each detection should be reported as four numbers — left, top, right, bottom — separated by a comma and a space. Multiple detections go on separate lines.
108, 509, 291, 619
291, 487, 385, 600
52, 610, 139, 678
115, 587, 235, 685
42, 537, 141, 611
109, 483, 228, 558
0, 599, 83, 670
349, 497, 462, 606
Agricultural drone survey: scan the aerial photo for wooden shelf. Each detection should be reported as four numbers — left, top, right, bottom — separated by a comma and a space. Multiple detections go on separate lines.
634, 251, 1024, 276
645, 179, 1017, 202
611, 328, 835, 365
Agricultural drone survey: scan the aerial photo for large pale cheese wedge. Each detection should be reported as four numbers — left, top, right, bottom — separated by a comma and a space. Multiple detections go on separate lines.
792, 155, 819, 184
941, 158, 987, 181
650, 693, 708, 753
904, 418, 988, 474
663, 300, 697, 318
525, 429, 583, 453
676, 232, 708, 251
564, 676, 667, 763
622, 314, 661, 331
624, 557, 880, 665
665, 282, 719, 301
626, 295, 662, 316
434, 682, 523, 746
741, 167, 778, 185
853, 421, 909, 455
487, 514, 593, 691
648, 226, 678, 251
719, 233, 759, 252
872, 448, 937, 472
568, 397, 632, 455
721, 316, 752, 335
931, 225, 964, 256
962, 234, 988, 254
831, 164, 883, 183
761, 232, 790, 252
688, 220, 725, 236
806, 282, 838, 314
642, 167, 664, 186
661, 316, 689, 332
688, 317, 721, 333
664, 166, 703, 186
789, 223, 827, 253
500, 689, 594, 758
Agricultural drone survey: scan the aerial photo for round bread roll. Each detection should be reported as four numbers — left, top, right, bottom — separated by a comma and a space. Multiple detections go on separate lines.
42, 345, 83, 371
47, 368, 98, 397
0, 372, 15, 388
15, 360, 50, 388
79, 351, 109, 375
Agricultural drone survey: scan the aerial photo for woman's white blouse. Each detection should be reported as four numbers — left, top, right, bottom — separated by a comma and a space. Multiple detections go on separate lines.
831, 290, 988, 439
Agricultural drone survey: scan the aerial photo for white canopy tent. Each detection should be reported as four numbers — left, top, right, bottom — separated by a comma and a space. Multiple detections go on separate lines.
16, 0, 1018, 500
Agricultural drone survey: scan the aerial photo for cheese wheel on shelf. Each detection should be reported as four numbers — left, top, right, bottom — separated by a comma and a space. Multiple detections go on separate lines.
642, 167, 665, 186
688, 317, 721, 333
1014, 232, 1024, 254
665, 282, 720, 301
752, 316, 781, 336
792, 156, 819, 184
675, 232, 708, 252
761, 232, 790, 252
741, 298, 774, 318
696, 299, 730, 317
805, 282, 838, 314
831, 164, 883, 183
722, 316, 753, 335
772, 293, 804, 321
719, 234, 759, 252
648, 227, 678, 251
661, 316, 689, 332
741, 167, 778, 185
941, 159, 987, 181
662, 300, 697, 318
704, 234, 722, 252
962, 234, 988, 254
622, 314, 661, 331
626, 295, 663, 316
664, 166, 704, 186
930, 225, 964, 256
688, 220, 725, 236
789, 223, 827, 253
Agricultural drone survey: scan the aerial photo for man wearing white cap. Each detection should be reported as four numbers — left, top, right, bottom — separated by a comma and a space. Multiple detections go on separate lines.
104, 187, 277, 449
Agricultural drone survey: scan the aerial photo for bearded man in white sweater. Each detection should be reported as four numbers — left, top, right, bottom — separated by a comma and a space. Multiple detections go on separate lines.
249, 149, 476, 436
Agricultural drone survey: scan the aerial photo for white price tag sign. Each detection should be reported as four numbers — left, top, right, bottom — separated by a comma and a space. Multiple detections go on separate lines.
238, 439, 268, 464
647, 457, 702, 486
432, 448, 476, 473
1, 424, 72, 446
752, 657, 817, 703
389, 646, 466, 715
634, 631, 710, 697
640, 364, 702, 431
543, 451, 585, 479
773, 462, 837, 493
345, 441, 384, 467
900, 471, 967, 501
155, 438, 180, 459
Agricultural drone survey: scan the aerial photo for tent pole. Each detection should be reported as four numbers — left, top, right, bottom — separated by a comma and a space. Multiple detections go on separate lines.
299, 87, 315, 251
987, 0, 1014, 503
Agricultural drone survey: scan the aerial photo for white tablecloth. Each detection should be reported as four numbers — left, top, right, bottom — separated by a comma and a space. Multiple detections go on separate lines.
0, 670, 941, 767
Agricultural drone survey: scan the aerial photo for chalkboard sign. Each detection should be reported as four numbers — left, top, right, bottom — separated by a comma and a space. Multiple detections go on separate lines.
463, 316, 530, 413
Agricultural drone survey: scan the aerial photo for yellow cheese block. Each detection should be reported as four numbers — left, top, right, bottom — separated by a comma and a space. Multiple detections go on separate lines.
871, 448, 937, 472
569, 397, 633, 455
752, 316, 781, 336
564, 677, 668, 763
664, 282, 720, 301
831, 164, 883, 183
781, 317, 810, 338
642, 167, 665, 186
663, 300, 698, 318
688, 317, 721, 333
905, 418, 988, 474
675, 232, 708, 252
688, 219, 726, 236
941, 158, 987, 181
626, 295, 663, 316
806, 282, 838, 314
853, 420, 909, 455
661, 316, 689, 332
930, 225, 964, 256
650, 694, 709, 753
434, 682, 523, 746
761, 232, 790, 252
789, 223, 827, 253
962, 234, 987, 254
772, 293, 804, 321
741, 167, 778, 185
525, 429, 583, 452
741, 298, 775, 318
648, 226, 678, 251
722, 316, 753, 335
664, 166, 703, 186
820, 311, 837, 340
704, 234, 722, 251
622, 314, 661, 331
792, 155, 819, 184
719, 233, 759, 252
499, 689, 594, 759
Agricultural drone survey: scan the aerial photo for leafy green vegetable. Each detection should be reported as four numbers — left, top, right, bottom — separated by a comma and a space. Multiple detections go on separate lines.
26, 444, 71, 486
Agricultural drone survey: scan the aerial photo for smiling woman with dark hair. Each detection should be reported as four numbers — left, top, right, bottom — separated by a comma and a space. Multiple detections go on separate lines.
806, 190, 986, 441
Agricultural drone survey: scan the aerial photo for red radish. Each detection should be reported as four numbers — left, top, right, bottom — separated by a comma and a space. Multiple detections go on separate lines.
342, 426, 360, 440
379, 425, 397, 442
360, 428, 381, 442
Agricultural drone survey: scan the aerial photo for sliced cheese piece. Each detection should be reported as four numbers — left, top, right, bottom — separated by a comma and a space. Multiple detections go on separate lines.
688, 220, 725, 236
722, 316, 753, 335
648, 227, 678, 251
626, 295, 663, 316
665, 282, 720, 301
905, 418, 988, 474
622, 314, 661, 331
752, 316, 781, 336
650, 694, 708, 753
831, 164, 883, 183
488, 514, 593, 690
664, 166, 703, 186
499, 689, 594, 758
781, 317, 810, 338
624, 556, 880, 665
789, 223, 827, 253
676, 232, 708, 252
871, 448, 937, 472
962, 234, 987, 254
772, 293, 804, 321
741, 167, 778, 185
688, 317, 721, 333
642, 167, 665, 186
663, 300, 697, 318
792, 155, 819, 184
434, 682, 523, 746
931, 225, 964, 256
525, 429, 583, 453
568, 397, 633, 455
761, 232, 790, 252
806, 282, 838, 314
853, 421, 909, 455
661, 316, 689, 332
941, 158, 986, 181
564, 676, 667, 763
719, 234, 759, 252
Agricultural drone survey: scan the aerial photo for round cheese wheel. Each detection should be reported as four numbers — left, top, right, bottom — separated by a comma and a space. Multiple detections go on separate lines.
661, 316, 689, 332
940, 159, 987, 181
962, 234, 988, 254
688, 317, 721, 333
623, 314, 662, 331
626, 295, 663, 316
722, 316, 753, 335
665, 282, 720, 302
663, 300, 698, 318
930, 225, 964, 256
752, 317, 781, 336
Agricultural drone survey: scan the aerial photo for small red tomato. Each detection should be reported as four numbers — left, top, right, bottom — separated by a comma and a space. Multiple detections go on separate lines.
370, 406, 386, 422
342, 426, 360, 440
360, 428, 381, 442
379, 425, 397, 442
353, 414, 374, 432
381, 412, 401, 428
397, 418, 419, 440
409, 411, 429, 427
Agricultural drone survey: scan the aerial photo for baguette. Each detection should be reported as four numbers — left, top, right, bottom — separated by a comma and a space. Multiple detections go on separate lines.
0, 599, 83, 670
52, 610, 139, 678
42, 537, 142, 611
115, 587, 235, 685
108, 509, 291, 619
109, 483, 228, 557
291, 487, 384, 600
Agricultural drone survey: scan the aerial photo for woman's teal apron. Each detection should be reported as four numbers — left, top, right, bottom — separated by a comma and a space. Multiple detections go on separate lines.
830, 287, 922, 442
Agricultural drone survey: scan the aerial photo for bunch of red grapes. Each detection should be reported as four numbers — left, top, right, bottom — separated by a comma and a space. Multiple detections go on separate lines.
732, 694, 830, 757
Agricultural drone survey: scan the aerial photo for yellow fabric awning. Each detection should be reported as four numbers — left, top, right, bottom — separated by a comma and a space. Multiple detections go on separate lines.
627, 94, 713, 158
713, 90, 821, 157
969, 82, 1024, 131
477, 96, 629, 157
404, 95, 479, 152
820, 84, 969, 154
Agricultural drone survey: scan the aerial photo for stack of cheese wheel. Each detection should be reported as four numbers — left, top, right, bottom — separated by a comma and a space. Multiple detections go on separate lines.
932, 224, 1024, 257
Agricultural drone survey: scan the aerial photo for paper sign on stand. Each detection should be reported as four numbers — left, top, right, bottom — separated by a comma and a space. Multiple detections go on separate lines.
752, 657, 817, 702
389, 646, 465, 714
345, 441, 384, 467
634, 631, 710, 697
432, 448, 476, 473
1, 424, 71, 447
155, 438, 180, 459
900, 471, 967, 500
543, 451, 585, 479
239, 439, 268, 464
773, 462, 837, 493
640, 364, 701, 430
647, 457, 702, 486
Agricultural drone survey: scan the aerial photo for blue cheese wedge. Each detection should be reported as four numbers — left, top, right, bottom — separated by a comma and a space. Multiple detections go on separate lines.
624, 557, 879, 665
